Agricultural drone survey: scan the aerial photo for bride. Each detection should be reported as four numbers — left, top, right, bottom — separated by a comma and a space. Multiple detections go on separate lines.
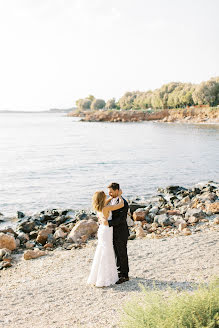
87, 189, 124, 287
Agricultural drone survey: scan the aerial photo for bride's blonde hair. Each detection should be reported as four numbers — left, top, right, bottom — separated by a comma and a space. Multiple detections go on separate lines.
92, 191, 106, 211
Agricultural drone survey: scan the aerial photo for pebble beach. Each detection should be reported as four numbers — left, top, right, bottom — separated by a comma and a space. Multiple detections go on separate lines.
0, 228, 218, 328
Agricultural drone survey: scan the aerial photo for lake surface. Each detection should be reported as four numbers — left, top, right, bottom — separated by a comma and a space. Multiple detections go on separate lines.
0, 112, 218, 216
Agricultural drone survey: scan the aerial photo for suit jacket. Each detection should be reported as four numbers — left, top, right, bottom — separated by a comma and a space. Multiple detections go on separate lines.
108, 197, 130, 241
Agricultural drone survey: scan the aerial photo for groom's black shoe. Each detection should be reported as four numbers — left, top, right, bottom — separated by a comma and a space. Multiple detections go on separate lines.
116, 276, 129, 284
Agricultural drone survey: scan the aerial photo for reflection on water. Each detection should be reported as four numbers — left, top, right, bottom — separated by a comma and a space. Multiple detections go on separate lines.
0, 113, 218, 215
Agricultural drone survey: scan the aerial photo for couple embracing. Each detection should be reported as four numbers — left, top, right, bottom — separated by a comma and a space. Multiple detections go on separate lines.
87, 182, 130, 287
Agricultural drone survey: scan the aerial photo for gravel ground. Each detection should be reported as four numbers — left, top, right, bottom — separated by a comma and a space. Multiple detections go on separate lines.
0, 229, 218, 328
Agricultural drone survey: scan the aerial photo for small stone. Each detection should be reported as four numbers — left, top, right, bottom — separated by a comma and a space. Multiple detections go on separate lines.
207, 202, 219, 214
149, 206, 159, 215
29, 231, 38, 239
167, 210, 180, 215
213, 217, 219, 225
15, 238, 20, 248
185, 208, 206, 220
0, 227, 17, 236
150, 222, 158, 231
54, 228, 67, 239
44, 243, 53, 249
17, 220, 36, 233
178, 222, 187, 231
46, 222, 57, 231
25, 241, 35, 249
17, 211, 25, 219
188, 216, 199, 224
154, 214, 171, 227
59, 225, 70, 233
0, 248, 11, 261
24, 249, 46, 260
80, 234, 88, 242
135, 226, 146, 238
0, 261, 12, 269
180, 196, 190, 204
128, 233, 136, 240
146, 232, 156, 239
182, 228, 192, 236
17, 232, 29, 243
126, 215, 134, 227
133, 211, 146, 221
36, 228, 53, 245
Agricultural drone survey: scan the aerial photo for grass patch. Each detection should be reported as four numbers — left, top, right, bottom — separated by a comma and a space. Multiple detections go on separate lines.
119, 279, 219, 328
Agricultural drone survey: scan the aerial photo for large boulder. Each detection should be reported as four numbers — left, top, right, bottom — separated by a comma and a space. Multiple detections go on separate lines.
67, 219, 98, 243
0, 233, 16, 251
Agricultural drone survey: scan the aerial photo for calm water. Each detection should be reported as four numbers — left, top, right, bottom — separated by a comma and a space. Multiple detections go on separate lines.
0, 112, 219, 215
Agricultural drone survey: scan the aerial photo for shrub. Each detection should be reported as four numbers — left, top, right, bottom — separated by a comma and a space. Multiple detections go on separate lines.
119, 279, 219, 328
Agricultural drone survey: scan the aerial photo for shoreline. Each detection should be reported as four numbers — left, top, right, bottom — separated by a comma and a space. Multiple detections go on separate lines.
0, 181, 218, 270
67, 107, 219, 124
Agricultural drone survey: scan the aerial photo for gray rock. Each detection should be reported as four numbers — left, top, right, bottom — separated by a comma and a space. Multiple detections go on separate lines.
128, 202, 148, 214
154, 214, 171, 227
0, 248, 11, 261
29, 231, 38, 239
148, 213, 155, 220
128, 233, 136, 240
149, 206, 159, 215
47, 233, 55, 243
0, 227, 17, 237
17, 219, 36, 233
145, 216, 153, 223
17, 232, 29, 243
54, 215, 68, 225
17, 211, 25, 219
185, 208, 206, 220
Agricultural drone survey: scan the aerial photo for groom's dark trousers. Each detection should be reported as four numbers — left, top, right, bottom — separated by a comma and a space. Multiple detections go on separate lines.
108, 197, 129, 278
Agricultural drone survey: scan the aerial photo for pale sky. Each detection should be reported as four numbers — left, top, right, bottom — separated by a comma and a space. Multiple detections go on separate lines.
0, 0, 218, 111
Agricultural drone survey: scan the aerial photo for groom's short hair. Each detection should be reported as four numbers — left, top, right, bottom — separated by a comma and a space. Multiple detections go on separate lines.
108, 182, 120, 190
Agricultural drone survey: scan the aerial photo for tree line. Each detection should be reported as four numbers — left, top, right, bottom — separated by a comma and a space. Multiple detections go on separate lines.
76, 77, 219, 111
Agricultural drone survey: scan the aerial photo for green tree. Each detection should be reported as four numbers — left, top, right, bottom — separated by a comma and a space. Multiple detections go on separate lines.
86, 95, 95, 102
91, 99, 106, 110
105, 98, 116, 109
76, 98, 91, 110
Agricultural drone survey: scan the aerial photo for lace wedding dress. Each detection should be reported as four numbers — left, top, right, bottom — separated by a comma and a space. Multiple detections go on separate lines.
87, 211, 118, 287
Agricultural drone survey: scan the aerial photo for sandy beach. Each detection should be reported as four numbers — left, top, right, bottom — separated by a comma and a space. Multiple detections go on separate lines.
0, 228, 218, 328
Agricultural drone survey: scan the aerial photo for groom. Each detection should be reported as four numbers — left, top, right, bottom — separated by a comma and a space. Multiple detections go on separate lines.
103, 182, 130, 284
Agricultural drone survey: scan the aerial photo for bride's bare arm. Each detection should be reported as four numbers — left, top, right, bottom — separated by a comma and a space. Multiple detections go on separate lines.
104, 195, 124, 211
105, 196, 113, 206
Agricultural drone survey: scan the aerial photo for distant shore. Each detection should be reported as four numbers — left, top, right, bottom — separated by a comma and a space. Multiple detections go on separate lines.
67, 107, 219, 124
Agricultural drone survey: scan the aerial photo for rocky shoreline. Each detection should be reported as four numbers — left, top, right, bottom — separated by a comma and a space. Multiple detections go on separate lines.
67, 107, 219, 123
0, 181, 218, 271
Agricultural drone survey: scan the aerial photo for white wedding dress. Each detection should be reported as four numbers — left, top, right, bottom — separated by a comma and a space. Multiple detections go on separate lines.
87, 211, 119, 287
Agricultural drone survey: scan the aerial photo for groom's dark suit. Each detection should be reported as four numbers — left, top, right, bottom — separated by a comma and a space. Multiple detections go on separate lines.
108, 197, 129, 278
